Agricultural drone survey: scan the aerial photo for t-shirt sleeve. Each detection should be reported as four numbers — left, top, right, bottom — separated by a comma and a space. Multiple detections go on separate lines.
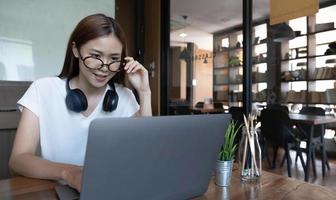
121, 88, 140, 117
17, 80, 41, 117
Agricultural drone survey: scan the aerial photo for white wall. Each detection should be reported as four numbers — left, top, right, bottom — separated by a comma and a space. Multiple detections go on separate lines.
0, 0, 115, 81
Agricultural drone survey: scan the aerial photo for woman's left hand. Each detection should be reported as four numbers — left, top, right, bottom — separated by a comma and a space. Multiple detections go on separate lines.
124, 57, 150, 93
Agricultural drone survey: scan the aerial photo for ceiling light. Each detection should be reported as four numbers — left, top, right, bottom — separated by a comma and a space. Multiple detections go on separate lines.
179, 15, 190, 61
179, 15, 188, 38
179, 48, 191, 61
270, 23, 295, 42
179, 32, 188, 38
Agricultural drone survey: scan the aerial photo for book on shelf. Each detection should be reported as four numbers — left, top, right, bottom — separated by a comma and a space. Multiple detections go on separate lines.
300, 91, 307, 103
325, 89, 336, 104
315, 68, 323, 79
253, 89, 267, 102
214, 53, 228, 68
315, 22, 334, 32
253, 72, 267, 82
286, 90, 306, 103
309, 91, 323, 103
314, 67, 336, 80
286, 90, 297, 103
215, 75, 228, 85
327, 67, 334, 79
320, 92, 327, 103
321, 68, 329, 79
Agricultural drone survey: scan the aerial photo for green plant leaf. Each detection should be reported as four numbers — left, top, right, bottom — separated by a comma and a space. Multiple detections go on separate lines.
218, 120, 241, 161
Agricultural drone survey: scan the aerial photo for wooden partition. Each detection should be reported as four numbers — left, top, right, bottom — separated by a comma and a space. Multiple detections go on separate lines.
0, 81, 30, 179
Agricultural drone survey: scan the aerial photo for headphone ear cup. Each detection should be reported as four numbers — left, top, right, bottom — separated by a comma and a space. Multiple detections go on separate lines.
65, 89, 88, 112
103, 89, 119, 112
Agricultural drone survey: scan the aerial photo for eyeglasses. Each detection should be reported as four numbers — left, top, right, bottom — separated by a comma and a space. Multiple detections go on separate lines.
78, 51, 122, 72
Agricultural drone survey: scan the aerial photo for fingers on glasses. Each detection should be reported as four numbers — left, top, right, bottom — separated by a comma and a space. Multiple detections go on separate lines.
124, 59, 142, 73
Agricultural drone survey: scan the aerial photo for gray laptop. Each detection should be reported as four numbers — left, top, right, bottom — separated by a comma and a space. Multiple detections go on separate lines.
56, 114, 231, 200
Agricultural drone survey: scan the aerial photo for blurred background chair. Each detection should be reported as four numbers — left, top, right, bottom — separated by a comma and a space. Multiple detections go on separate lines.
260, 108, 305, 177
229, 107, 243, 146
173, 106, 192, 115
267, 104, 289, 113
213, 102, 223, 109
209, 102, 224, 114
168, 100, 192, 115
195, 101, 204, 108
296, 106, 330, 176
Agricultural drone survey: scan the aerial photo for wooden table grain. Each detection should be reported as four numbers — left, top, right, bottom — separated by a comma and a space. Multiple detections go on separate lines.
1, 170, 335, 200
289, 113, 336, 125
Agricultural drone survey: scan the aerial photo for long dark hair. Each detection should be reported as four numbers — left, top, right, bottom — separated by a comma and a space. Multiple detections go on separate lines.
58, 13, 127, 85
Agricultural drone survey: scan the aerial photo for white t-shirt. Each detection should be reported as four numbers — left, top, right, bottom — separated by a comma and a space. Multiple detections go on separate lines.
17, 77, 139, 166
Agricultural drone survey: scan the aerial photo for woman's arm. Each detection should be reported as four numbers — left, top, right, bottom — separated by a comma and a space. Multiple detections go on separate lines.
124, 57, 152, 117
9, 108, 82, 191
136, 90, 152, 117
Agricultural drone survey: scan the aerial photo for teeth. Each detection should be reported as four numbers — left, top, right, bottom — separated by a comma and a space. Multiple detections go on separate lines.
95, 74, 106, 78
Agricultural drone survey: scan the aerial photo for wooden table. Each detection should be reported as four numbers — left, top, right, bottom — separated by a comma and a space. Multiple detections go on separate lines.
1, 170, 335, 200
289, 114, 336, 181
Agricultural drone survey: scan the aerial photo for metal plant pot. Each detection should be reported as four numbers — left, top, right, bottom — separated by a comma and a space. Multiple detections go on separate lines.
215, 160, 234, 187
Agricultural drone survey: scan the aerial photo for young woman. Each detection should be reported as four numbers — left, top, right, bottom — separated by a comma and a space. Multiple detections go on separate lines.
9, 13, 151, 192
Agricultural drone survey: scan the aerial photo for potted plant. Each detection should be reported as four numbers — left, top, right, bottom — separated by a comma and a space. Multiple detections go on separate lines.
215, 120, 240, 187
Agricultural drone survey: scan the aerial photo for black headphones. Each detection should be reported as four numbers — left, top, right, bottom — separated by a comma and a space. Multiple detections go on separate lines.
65, 79, 119, 112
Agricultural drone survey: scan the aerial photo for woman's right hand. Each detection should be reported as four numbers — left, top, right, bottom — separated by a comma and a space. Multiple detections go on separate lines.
61, 165, 83, 192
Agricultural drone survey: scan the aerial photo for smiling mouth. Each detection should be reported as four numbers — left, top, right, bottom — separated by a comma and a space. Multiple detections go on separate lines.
94, 73, 108, 82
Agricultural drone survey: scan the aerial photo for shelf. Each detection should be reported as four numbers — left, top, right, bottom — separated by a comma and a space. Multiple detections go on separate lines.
308, 102, 336, 105
316, 41, 336, 47
214, 50, 229, 54
281, 54, 336, 61
215, 99, 229, 102
278, 6, 336, 108
229, 47, 243, 51
308, 54, 336, 59
229, 100, 243, 102
281, 101, 336, 105
228, 63, 267, 67
282, 101, 336, 105
214, 83, 229, 86
253, 61, 267, 65
288, 46, 307, 51
281, 101, 307, 104
253, 81, 267, 84
214, 66, 228, 70
252, 101, 267, 103
307, 79, 336, 82
281, 80, 307, 83
253, 42, 267, 47
230, 65, 243, 68
213, 22, 268, 106
286, 28, 336, 40
281, 57, 308, 61
308, 28, 336, 36
292, 34, 308, 38
229, 82, 243, 85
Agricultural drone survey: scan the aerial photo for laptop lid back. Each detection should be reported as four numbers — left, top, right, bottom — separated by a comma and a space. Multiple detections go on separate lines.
80, 114, 230, 200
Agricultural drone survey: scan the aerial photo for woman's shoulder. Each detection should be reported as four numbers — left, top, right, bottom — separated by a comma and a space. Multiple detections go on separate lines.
33, 76, 64, 85
31, 77, 65, 90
